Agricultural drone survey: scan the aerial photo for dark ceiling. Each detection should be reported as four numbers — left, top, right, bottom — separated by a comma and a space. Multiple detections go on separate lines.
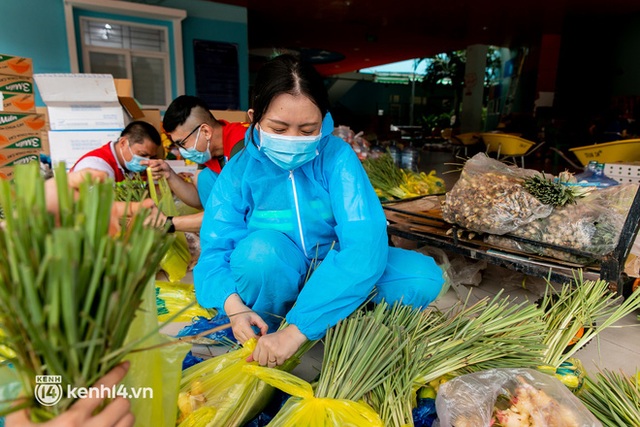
211, 0, 640, 76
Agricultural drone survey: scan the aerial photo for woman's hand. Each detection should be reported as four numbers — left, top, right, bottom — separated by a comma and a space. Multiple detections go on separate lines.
224, 294, 268, 343
247, 324, 307, 368
5, 362, 134, 427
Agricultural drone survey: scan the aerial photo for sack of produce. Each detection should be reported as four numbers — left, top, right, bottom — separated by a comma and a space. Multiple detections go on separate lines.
434, 368, 602, 427
442, 153, 553, 234
485, 184, 639, 263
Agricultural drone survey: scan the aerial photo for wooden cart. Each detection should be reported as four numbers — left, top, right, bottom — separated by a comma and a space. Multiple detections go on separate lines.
383, 187, 640, 296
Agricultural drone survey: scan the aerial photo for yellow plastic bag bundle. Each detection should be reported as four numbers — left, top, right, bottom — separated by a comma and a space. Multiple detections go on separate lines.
176, 339, 273, 427
155, 281, 216, 323
244, 365, 383, 427
177, 334, 315, 427
122, 279, 191, 427
147, 170, 191, 282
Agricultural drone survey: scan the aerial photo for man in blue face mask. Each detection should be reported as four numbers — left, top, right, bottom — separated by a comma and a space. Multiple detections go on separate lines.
143, 96, 248, 233
71, 121, 161, 182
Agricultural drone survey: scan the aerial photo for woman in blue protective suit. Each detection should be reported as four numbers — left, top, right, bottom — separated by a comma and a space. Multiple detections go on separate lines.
193, 54, 444, 368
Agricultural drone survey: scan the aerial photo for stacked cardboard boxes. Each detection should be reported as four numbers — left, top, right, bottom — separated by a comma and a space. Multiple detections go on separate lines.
0, 53, 44, 180
33, 73, 124, 169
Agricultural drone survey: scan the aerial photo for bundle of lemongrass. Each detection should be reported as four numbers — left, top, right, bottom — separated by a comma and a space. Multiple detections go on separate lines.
0, 163, 174, 421
115, 173, 149, 201
579, 369, 640, 427
245, 305, 406, 426
365, 294, 548, 427
146, 168, 191, 282
537, 272, 640, 372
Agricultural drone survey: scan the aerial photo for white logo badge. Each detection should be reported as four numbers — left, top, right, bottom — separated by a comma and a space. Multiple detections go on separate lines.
34, 375, 63, 407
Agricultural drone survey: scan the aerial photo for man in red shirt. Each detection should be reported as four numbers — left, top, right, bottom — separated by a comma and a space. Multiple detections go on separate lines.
71, 121, 162, 182
146, 96, 248, 233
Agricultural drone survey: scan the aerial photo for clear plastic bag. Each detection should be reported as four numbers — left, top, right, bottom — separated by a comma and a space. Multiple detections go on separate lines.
485, 184, 639, 263
434, 368, 602, 427
442, 153, 553, 234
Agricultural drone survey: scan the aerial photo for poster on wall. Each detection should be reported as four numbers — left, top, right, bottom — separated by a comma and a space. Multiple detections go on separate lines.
194, 39, 240, 110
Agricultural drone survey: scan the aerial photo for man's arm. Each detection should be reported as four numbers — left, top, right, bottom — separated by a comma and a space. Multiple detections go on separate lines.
145, 159, 203, 209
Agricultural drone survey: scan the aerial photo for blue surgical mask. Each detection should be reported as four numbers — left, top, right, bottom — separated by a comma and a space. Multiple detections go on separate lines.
178, 126, 212, 164
121, 142, 149, 173
258, 127, 321, 170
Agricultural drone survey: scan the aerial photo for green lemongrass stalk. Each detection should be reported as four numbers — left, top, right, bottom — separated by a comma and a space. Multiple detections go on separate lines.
579, 369, 640, 427
0, 163, 174, 420
540, 271, 640, 367
315, 304, 406, 401
413, 291, 547, 387
115, 173, 148, 202
365, 302, 440, 426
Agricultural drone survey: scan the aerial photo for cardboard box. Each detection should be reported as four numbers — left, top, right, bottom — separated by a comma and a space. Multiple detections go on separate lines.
0, 53, 33, 77
0, 130, 42, 150
0, 149, 40, 167
0, 75, 35, 112
166, 160, 198, 176
0, 166, 15, 180
47, 130, 120, 168
1, 92, 36, 113
210, 109, 249, 123
40, 131, 49, 156
0, 112, 47, 132
0, 75, 34, 94
114, 79, 133, 97
140, 109, 162, 133
33, 74, 125, 131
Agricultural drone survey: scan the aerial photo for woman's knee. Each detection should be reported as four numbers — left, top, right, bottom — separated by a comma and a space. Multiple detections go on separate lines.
376, 248, 444, 308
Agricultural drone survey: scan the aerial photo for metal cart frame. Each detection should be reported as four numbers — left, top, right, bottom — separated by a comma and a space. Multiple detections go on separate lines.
383, 187, 640, 296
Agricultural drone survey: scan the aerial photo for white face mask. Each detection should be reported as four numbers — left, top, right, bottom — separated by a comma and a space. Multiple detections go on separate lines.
258, 128, 321, 170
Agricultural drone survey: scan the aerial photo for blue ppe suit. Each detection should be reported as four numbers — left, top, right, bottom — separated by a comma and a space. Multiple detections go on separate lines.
193, 113, 444, 340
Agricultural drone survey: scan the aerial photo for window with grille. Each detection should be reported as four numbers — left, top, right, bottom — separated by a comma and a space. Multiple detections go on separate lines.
80, 17, 171, 109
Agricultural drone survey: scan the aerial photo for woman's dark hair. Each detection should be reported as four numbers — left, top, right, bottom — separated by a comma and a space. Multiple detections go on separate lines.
250, 54, 329, 141
121, 120, 161, 146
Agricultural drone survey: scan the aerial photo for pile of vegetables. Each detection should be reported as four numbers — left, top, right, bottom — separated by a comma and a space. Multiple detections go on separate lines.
486, 183, 637, 264
492, 376, 581, 427
535, 273, 640, 391
0, 163, 174, 420
442, 154, 553, 234
362, 153, 445, 200
579, 369, 640, 427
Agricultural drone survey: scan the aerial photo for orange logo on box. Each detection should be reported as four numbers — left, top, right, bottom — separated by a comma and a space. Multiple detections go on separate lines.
6, 57, 31, 74
11, 95, 35, 111
0, 135, 8, 144
25, 116, 45, 130
0, 153, 7, 163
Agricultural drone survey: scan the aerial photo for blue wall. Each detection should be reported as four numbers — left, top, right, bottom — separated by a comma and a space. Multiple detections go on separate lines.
0, 0, 71, 105
0, 0, 249, 109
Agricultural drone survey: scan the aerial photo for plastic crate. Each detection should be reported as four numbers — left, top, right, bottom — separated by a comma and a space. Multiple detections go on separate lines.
604, 162, 640, 184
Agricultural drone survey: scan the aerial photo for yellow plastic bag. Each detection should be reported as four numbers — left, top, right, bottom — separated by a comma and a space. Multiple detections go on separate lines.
244, 365, 383, 427
156, 281, 215, 323
122, 279, 191, 427
177, 339, 274, 427
148, 170, 191, 282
